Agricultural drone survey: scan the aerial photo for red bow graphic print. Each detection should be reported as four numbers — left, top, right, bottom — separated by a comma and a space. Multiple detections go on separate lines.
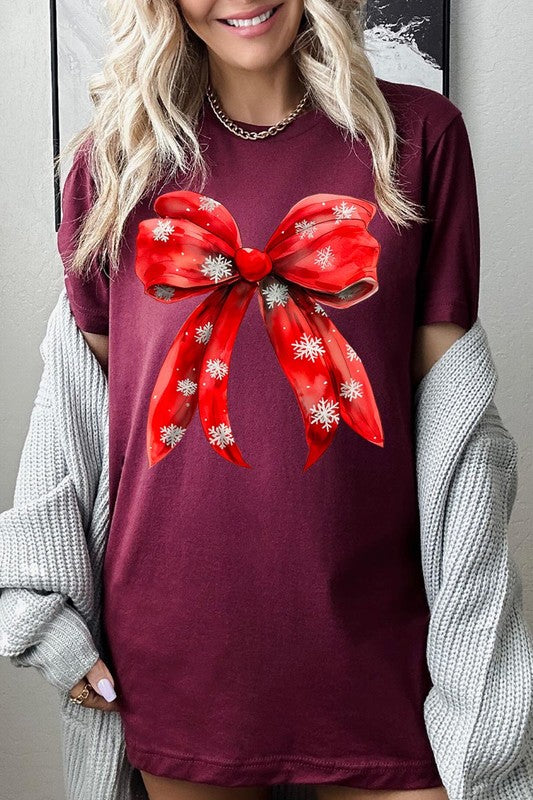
135, 190, 384, 471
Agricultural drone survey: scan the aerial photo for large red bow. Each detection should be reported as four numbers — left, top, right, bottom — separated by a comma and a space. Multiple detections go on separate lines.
135, 190, 384, 471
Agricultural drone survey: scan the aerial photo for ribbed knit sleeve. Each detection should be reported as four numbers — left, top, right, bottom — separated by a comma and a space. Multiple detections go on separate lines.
414, 319, 533, 798
0, 316, 101, 693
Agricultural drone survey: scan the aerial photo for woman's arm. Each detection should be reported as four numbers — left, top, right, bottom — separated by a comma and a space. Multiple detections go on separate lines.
411, 321, 467, 388
80, 331, 109, 376
0, 309, 102, 693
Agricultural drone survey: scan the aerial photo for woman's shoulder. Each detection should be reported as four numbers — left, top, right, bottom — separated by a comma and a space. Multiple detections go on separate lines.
376, 76, 464, 153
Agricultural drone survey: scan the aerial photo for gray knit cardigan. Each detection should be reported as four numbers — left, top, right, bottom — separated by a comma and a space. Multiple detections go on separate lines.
1, 289, 532, 800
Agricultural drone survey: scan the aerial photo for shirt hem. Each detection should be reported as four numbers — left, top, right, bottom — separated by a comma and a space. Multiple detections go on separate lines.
126, 740, 443, 790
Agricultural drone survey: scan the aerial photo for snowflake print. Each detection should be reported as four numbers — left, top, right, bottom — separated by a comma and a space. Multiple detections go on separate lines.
205, 358, 229, 380
200, 253, 234, 283
340, 379, 364, 401
337, 287, 356, 302
291, 332, 326, 363
177, 378, 197, 396
309, 397, 340, 431
332, 201, 358, 224
208, 422, 235, 449
314, 245, 335, 270
345, 343, 361, 362
160, 423, 186, 448
261, 280, 289, 309
314, 302, 327, 316
153, 284, 176, 301
195, 321, 213, 344
198, 195, 221, 212
153, 219, 175, 242
295, 218, 317, 239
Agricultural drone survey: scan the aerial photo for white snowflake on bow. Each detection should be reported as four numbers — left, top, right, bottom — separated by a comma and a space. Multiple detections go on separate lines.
153, 284, 176, 301
315, 245, 335, 270
309, 397, 340, 431
160, 423, 186, 448
261, 280, 289, 309
340, 379, 364, 401
198, 195, 221, 212
292, 332, 326, 362
345, 343, 361, 362
205, 358, 229, 380
295, 219, 317, 239
200, 253, 234, 283
208, 422, 235, 449
153, 219, 175, 242
337, 287, 356, 302
314, 302, 327, 316
195, 321, 213, 344
332, 201, 358, 223
177, 378, 197, 396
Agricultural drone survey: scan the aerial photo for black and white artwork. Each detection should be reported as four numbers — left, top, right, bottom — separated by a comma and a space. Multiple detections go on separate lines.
366, 0, 449, 92
51, 1, 450, 222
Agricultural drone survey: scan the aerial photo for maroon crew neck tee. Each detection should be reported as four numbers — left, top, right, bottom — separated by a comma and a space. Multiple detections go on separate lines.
58, 78, 480, 790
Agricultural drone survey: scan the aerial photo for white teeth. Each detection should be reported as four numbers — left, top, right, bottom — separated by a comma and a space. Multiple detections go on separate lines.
225, 8, 275, 27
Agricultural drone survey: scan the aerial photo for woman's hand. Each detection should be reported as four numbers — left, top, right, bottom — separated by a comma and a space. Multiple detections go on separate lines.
68, 657, 121, 712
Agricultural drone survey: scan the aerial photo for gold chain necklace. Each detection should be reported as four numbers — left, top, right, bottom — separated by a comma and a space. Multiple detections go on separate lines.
205, 83, 311, 140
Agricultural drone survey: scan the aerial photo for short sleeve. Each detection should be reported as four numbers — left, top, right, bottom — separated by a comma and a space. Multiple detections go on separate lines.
57, 141, 110, 335
415, 112, 480, 330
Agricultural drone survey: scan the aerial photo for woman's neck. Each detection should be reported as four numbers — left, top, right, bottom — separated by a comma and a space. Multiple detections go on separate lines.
206, 55, 307, 126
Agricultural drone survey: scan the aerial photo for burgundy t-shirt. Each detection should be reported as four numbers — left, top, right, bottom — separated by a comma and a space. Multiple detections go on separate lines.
58, 78, 480, 790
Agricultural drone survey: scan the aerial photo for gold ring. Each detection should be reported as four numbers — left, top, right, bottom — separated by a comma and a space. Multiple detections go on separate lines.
68, 682, 93, 705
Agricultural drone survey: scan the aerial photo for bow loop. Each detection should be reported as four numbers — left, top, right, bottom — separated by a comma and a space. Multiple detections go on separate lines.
264, 193, 380, 307
135, 190, 243, 304
135, 190, 384, 470
154, 190, 242, 248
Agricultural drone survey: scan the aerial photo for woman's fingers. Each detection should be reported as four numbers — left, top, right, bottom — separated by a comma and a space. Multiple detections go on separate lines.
86, 657, 118, 702
68, 657, 121, 712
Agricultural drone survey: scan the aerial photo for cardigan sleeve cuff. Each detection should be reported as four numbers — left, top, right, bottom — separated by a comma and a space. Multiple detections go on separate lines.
9, 603, 100, 693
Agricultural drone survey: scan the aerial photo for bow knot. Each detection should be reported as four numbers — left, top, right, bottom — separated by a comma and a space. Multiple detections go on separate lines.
135, 190, 384, 471
235, 247, 273, 282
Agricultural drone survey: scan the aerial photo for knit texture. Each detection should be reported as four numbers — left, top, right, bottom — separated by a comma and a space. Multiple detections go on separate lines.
414, 322, 533, 798
1, 289, 532, 800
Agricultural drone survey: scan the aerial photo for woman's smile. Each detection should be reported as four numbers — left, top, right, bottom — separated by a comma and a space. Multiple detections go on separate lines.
216, 3, 283, 37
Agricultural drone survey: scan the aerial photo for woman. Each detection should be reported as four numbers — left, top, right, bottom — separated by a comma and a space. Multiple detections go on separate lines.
58, 1, 480, 798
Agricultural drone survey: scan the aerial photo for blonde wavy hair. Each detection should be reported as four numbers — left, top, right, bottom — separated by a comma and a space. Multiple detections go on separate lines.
57, 0, 427, 280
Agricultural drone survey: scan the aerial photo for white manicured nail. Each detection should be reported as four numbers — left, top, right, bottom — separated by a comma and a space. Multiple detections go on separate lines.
96, 678, 117, 701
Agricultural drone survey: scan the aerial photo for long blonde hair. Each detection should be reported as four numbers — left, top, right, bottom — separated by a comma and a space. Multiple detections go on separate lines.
57, 0, 426, 280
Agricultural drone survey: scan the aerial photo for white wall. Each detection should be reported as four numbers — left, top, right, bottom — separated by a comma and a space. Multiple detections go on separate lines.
1, 2, 532, 798
1, 5, 66, 799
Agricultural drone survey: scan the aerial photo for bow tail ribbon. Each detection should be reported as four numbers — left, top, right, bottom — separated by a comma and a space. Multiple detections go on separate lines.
147, 285, 231, 466
197, 280, 257, 467
146, 280, 383, 471
293, 286, 384, 447
257, 282, 344, 471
